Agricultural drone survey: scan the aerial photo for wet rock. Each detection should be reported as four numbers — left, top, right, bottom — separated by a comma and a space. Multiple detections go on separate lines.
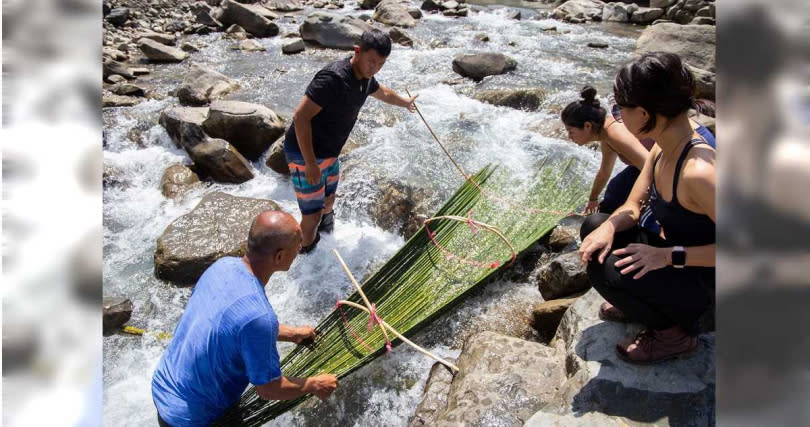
409, 361, 457, 427
420, 0, 441, 12
161, 164, 201, 198
587, 41, 609, 48
110, 82, 146, 97
181, 42, 200, 52
154, 192, 279, 284
631, 7, 665, 24
505, 8, 521, 20
103, 297, 133, 335
452, 52, 517, 81
103, 58, 134, 80
107, 74, 127, 84
239, 38, 266, 51
602, 2, 630, 22
264, 0, 305, 11
369, 179, 434, 239
265, 139, 289, 174
650, 0, 676, 8
441, 1, 459, 10
299, 12, 373, 50
528, 118, 567, 139
531, 294, 581, 342
551, 0, 605, 22
176, 64, 241, 106
225, 24, 250, 39
138, 30, 176, 46
103, 163, 127, 189
138, 38, 189, 62
359, 0, 381, 9
408, 7, 423, 18
473, 87, 546, 111
219, 0, 280, 37
690, 16, 714, 25
539, 225, 578, 252
389, 27, 413, 47
103, 92, 141, 107
696, 4, 714, 17
282, 37, 305, 54
636, 23, 715, 98
433, 331, 566, 426
106, 7, 130, 26
195, 7, 224, 27
474, 32, 489, 42
201, 100, 286, 161
541, 288, 716, 426
159, 106, 210, 149
103, 47, 129, 61
189, 137, 255, 184
373, 0, 417, 27
533, 251, 590, 300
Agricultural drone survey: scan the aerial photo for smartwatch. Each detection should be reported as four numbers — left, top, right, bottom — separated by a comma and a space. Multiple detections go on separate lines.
672, 246, 686, 269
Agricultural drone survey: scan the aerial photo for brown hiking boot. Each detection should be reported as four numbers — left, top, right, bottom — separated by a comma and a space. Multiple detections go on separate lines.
617, 326, 698, 365
599, 302, 629, 323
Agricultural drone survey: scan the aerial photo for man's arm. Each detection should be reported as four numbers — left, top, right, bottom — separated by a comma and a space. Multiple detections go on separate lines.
292, 96, 324, 185
278, 324, 316, 344
254, 374, 339, 401
370, 85, 418, 112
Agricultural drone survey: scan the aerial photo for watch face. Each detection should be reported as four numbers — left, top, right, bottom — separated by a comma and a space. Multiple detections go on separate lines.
672, 248, 686, 266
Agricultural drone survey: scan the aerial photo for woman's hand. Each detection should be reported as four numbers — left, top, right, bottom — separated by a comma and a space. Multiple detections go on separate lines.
579, 222, 615, 266
612, 244, 670, 279
583, 199, 599, 215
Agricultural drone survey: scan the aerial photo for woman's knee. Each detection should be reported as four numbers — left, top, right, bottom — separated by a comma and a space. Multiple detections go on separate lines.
580, 213, 611, 240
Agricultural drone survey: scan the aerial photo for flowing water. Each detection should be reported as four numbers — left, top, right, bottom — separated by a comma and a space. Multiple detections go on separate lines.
102, 3, 641, 425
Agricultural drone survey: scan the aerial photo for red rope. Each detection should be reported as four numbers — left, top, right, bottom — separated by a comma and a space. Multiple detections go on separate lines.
336, 301, 392, 354
423, 211, 515, 270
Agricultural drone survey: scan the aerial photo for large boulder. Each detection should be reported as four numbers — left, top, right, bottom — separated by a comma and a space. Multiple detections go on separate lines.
409, 361, 456, 427
189, 137, 255, 184
138, 38, 189, 63
176, 64, 241, 106
103, 297, 133, 336
282, 37, 305, 54
359, 0, 382, 9
265, 139, 290, 175
373, 0, 417, 27
432, 331, 567, 426
539, 288, 716, 426
602, 2, 630, 22
452, 52, 517, 81
103, 58, 134, 80
159, 106, 210, 150
138, 30, 176, 46
154, 192, 280, 285
299, 12, 373, 50
219, 0, 280, 37
551, 0, 605, 22
201, 100, 286, 161
161, 164, 201, 198
533, 251, 590, 300
473, 88, 546, 111
630, 7, 665, 24
106, 7, 130, 26
389, 27, 413, 47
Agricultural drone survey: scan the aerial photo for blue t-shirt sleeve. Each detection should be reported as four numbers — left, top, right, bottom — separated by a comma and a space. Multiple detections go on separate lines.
239, 315, 282, 386
305, 70, 341, 109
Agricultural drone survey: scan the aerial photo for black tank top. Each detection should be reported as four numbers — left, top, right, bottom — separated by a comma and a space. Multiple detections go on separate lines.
650, 139, 716, 246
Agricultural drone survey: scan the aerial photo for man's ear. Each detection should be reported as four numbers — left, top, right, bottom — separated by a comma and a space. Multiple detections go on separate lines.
274, 249, 285, 264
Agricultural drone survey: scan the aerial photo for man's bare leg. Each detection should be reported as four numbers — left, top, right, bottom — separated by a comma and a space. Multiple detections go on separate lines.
301, 210, 322, 247
324, 194, 336, 215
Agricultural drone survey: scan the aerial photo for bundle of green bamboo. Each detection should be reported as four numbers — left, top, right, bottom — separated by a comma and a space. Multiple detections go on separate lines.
215, 160, 589, 426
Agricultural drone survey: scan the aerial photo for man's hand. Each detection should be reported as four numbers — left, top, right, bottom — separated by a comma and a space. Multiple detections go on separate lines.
583, 200, 599, 215
291, 326, 316, 345
403, 94, 419, 112
304, 162, 321, 186
305, 374, 339, 401
612, 244, 670, 279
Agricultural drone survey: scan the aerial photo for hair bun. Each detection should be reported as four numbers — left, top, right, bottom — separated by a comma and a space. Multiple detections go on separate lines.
580, 85, 599, 107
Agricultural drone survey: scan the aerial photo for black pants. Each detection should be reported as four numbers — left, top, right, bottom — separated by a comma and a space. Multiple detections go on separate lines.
580, 213, 715, 334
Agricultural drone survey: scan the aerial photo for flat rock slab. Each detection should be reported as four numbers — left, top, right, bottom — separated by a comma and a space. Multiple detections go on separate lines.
154, 192, 280, 285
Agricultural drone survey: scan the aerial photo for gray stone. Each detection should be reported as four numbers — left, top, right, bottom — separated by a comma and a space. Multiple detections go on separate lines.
421, 0, 441, 12
265, 139, 289, 174
181, 42, 200, 53
696, 4, 714, 17
369, 179, 435, 239
110, 82, 146, 97
103, 93, 141, 107
636, 23, 715, 73
551, 0, 605, 21
103, 47, 128, 61
282, 37, 305, 54
473, 88, 547, 111
138, 38, 189, 62
201, 100, 286, 161
299, 12, 373, 50
359, 0, 381, 9
588, 41, 609, 48
690, 63, 716, 100
103, 58, 134, 80
154, 192, 278, 285
631, 7, 665, 24
159, 106, 210, 150
161, 164, 201, 198
650, 0, 676, 8
683, 0, 706, 12
389, 27, 413, 47
374, 0, 417, 28
408, 7, 422, 18
188, 138, 255, 184
533, 251, 590, 300
690, 16, 714, 25
219, 0, 280, 37
452, 52, 517, 81
239, 38, 266, 51
263, 0, 304, 11
602, 2, 630, 22
103, 297, 133, 335
531, 294, 581, 342
107, 74, 127, 84
138, 30, 176, 46
176, 64, 241, 106
540, 225, 579, 252
106, 7, 130, 26
442, 1, 459, 10
409, 361, 457, 427
525, 411, 648, 426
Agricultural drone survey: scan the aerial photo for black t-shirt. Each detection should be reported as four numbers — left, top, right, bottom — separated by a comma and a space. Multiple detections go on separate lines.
284, 57, 380, 158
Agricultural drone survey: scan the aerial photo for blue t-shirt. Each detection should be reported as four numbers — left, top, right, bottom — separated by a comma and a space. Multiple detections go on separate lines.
152, 257, 281, 426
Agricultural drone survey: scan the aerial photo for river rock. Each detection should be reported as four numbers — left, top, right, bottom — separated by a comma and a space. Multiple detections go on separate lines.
103, 47, 128, 61
389, 27, 413, 46
138, 38, 189, 62
452, 52, 517, 81
107, 74, 127, 84
420, 0, 441, 11
103, 297, 133, 335
154, 192, 279, 284
432, 331, 566, 426
103, 58, 134, 80
473, 88, 546, 111
539, 225, 578, 252
696, 4, 714, 17
239, 38, 266, 51
181, 42, 200, 53
264, 0, 304, 11
409, 361, 456, 427
201, 100, 286, 161
359, 0, 382, 9
160, 106, 210, 149
531, 294, 580, 342
161, 164, 201, 198
474, 32, 489, 42
374, 0, 417, 27
690, 65, 716, 100
196, 7, 224, 27
176, 64, 241, 106
650, 0, 676, 8
551, 0, 605, 22
282, 37, 305, 54
690, 16, 714, 25
408, 7, 423, 18
587, 41, 609, 48
110, 83, 146, 97
299, 12, 373, 50
265, 139, 289, 174
370, 179, 434, 239
636, 23, 715, 97
602, 2, 630, 22
138, 30, 176, 46
541, 288, 716, 426
219, 0, 280, 37
631, 7, 665, 24
189, 137, 255, 184
533, 251, 590, 300
103, 93, 141, 107
106, 7, 130, 26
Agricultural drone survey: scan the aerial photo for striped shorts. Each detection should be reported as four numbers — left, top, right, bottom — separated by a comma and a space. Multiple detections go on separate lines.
286, 150, 340, 215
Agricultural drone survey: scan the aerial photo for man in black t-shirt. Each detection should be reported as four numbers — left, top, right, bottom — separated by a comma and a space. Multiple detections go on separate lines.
284, 30, 418, 253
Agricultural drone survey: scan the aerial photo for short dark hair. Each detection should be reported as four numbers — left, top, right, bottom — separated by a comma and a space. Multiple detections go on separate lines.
561, 85, 607, 132
359, 30, 392, 57
613, 52, 696, 133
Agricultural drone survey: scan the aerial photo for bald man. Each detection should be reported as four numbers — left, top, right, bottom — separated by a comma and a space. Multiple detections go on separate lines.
151, 211, 338, 427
